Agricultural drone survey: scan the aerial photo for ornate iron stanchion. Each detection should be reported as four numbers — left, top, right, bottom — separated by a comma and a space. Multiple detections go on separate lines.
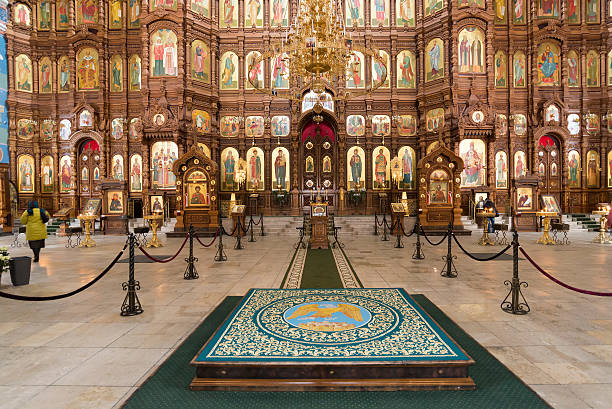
501, 229, 530, 314
412, 216, 425, 260
295, 226, 306, 249
374, 214, 379, 236
121, 233, 143, 316
394, 219, 403, 249
381, 214, 389, 241
440, 223, 457, 278
259, 214, 265, 236
248, 217, 256, 242
234, 218, 245, 250
184, 225, 199, 280
214, 226, 228, 262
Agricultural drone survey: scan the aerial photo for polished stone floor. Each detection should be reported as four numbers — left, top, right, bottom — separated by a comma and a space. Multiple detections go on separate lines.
0, 220, 611, 408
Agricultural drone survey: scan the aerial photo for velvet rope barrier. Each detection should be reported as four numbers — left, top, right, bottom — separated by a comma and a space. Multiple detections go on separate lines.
419, 226, 448, 246
250, 215, 263, 226
195, 228, 220, 248
374, 214, 385, 227
0, 241, 129, 301
138, 236, 189, 263
519, 247, 612, 297
452, 234, 512, 261
399, 220, 415, 238
223, 222, 240, 237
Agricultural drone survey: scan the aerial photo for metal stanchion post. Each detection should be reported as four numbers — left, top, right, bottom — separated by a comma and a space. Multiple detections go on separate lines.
501, 229, 530, 314
235, 218, 244, 250
394, 220, 403, 248
249, 217, 256, 242
440, 223, 457, 278
184, 224, 199, 280
215, 226, 227, 262
121, 233, 143, 316
260, 214, 265, 236
381, 215, 389, 241
374, 214, 379, 236
412, 216, 425, 260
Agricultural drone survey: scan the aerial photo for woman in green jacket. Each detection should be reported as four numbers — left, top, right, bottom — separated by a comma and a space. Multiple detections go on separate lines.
20, 201, 49, 262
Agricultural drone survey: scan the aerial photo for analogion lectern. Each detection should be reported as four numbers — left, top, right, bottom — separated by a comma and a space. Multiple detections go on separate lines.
310, 202, 328, 249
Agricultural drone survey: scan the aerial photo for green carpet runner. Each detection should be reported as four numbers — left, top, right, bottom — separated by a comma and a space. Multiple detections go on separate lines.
299, 248, 343, 288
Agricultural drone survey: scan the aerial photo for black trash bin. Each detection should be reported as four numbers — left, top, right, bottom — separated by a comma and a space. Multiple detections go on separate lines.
9, 256, 31, 286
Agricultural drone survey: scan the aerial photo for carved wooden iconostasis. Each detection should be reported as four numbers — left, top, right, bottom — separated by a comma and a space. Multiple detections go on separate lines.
172, 146, 219, 234
418, 143, 464, 231
2, 0, 612, 232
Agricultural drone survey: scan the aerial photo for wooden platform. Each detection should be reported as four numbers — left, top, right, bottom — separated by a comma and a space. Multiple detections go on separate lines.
190, 289, 475, 391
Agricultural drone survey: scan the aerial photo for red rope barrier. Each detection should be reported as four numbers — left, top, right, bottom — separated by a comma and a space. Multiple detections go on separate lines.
195, 228, 220, 248
138, 236, 189, 263
519, 247, 612, 297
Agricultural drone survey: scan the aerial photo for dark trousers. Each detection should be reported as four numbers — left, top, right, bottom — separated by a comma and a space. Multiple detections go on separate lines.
28, 239, 45, 261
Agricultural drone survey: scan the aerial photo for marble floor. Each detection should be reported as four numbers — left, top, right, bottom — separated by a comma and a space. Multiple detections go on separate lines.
0, 220, 611, 408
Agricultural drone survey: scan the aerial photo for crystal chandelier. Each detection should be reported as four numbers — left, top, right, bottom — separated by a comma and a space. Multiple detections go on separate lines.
247, 0, 387, 103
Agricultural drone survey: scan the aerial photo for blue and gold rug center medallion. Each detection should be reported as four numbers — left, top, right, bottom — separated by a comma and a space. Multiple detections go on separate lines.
191, 289, 475, 391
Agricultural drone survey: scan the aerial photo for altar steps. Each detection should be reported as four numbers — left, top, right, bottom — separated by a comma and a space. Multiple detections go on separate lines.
569, 213, 600, 231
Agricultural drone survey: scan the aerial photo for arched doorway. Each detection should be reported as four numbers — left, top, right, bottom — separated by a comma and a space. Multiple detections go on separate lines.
77, 138, 102, 208
300, 120, 336, 205
536, 134, 562, 207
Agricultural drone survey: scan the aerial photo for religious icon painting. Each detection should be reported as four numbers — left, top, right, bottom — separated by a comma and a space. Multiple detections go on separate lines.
567, 149, 581, 188
459, 139, 486, 187
494, 51, 507, 88
60, 155, 73, 192
245, 116, 264, 138
305, 156, 314, 173
397, 146, 416, 190
472, 111, 484, 124
608, 150, 612, 188
130, 154, 143, 192
347, 146, 366, 190
191, 40, 210, 83
537, 0, 560, 17
428, 170, 450, 205
545, 105, 560, 123
372, 115, 390, 136
245, 51, 263, 89
272, 147, 290, 191
586, 50, 599, 86
18, 155, 35, 193
148, 195, 163, 215
247, 147, 265, 191
425, 38, 444, 82
551, 162, 558, 177
245, 0, 263, 27
345, 0, 365, 27
586, 0, 599, 23
271, 53, 289, 89
220, 116, 240, 137
536, 42, 560, 86
271, 116, 290, 137
108, 191, 124, 214
497, 114, 508, 136
192, 110, 210, 134
586, 150, 599, 188
76, 48, 99, 91
109, 0, 123, 29
40, 120, 54, 141
221, 147, 240, 191
58, 56, 71, 92
82, 198, 102, 216
397, 50, 416, 88
458, 27, 485, 74
567, 0, 580, 23
458, 0, 484, 7
111, 118, 124, 140
514, 151, 527, 178
151, 141, 178, 189
513, 51, 526, 87
191, 0, 210, 17
322, 156, 332, 173
495, 151, 508, 189
38, 57, 52, 93
513, 0, 526, 24
514, 114, 526, 135
567, 50, 580, 87
371, 0, 389, 27
59, 119, 71, 140
129, 118, 140, 139
607, 50, 612, 86
38, 1, 52, 30
128, 55, 141, 91
17, 119, 34, 140
110, 55, 123, 92
538, 162, 546, 177
301, 90, 334, 113
220, 0, 239, 28
372, 50, 390, 88
426, 108, 444, 132
516, 187, 533, 210
14, 4, 31, 27
77, 0, 99, 25
220, 52, 239, 90
397, 115, 417, 136
270, 0, 288, 27
347, 115, 365, 136
151, 0, 177, 10
129, 0, 141, 28
79, 110, 93, 128
187, 180, 209, 207
424, 0, 444, 16
586, 116, 599, 133
111, 155, 124, 181
150, 30, 178, 77
494, 0, 507, 23
41, 156, 54, 193
15, 54, 33, 93
372, 146, 390, 190
396, 0, 415, 27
